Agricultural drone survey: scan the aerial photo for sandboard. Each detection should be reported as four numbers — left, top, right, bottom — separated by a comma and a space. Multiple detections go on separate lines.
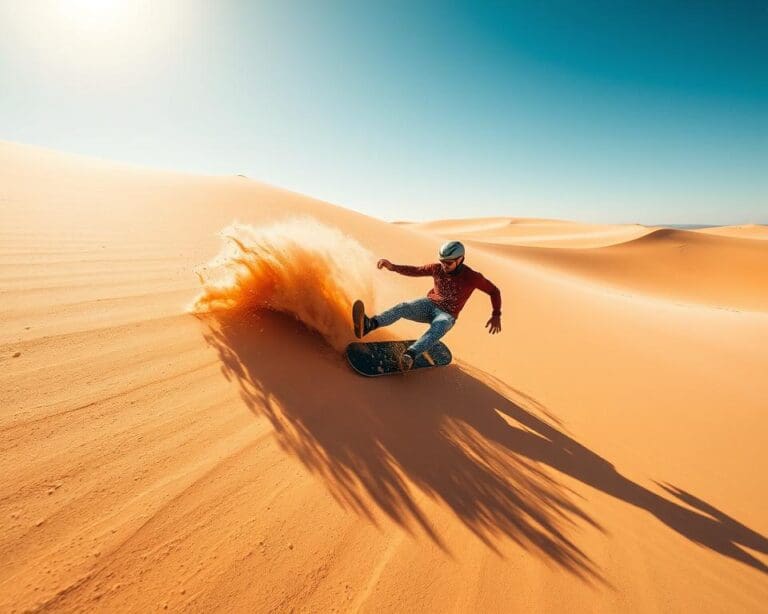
346, 340, 452, 377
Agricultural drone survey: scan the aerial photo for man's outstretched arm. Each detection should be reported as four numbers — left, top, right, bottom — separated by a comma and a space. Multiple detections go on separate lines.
377, 259, 436, 277
476, 274, 502, 334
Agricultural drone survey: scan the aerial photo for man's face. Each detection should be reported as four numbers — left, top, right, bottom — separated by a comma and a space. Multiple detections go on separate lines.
440, 257, 461, 272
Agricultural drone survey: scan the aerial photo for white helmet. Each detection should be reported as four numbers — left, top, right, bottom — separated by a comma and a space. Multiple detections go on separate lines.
439, 240, 465, 260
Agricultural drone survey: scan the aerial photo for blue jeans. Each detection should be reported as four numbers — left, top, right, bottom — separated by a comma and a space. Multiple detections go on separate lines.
374, 298, 456, 356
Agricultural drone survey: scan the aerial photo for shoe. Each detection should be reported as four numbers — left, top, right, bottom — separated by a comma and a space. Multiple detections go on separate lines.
353, 300, 377, 339
352, 300, 365, 338
399, 351, 415, 371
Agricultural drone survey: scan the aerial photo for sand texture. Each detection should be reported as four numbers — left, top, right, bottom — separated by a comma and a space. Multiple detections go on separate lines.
2, 141, 767, 613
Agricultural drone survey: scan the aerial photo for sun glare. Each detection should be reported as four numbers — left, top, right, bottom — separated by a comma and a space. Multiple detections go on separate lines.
3, 1, 199, 81
57, 0, 128, 20
56, 0, 131, 29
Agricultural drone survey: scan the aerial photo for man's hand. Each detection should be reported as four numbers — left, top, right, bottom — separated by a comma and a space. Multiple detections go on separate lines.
377, 258, 394, 271
485, 315, 501, 334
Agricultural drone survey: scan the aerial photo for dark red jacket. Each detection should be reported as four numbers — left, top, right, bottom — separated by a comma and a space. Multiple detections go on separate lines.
390, 262, 501, 319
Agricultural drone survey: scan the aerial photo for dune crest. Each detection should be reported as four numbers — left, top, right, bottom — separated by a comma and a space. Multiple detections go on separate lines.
402, 216, 655, 248
696, 224, 768, 240
192, 218, 374, 352
435, 226, 768, 311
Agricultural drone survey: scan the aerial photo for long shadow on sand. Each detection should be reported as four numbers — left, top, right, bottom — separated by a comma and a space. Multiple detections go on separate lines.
201, 310, 767, 580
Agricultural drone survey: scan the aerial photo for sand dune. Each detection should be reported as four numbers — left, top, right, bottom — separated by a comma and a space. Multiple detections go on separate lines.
2, 141, 767, 612
439, 227, 768, 312
400, 217, 655, 247
695, 224, 768, 240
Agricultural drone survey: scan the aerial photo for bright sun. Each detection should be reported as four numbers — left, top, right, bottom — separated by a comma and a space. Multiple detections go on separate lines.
6, 1, 196, 78
56, 0, 131, 29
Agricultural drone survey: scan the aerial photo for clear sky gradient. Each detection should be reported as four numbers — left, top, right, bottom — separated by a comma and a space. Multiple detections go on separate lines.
1, 1, 765, 224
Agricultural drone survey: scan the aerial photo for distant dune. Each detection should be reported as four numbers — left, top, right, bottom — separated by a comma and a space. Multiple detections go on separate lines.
400, 217, 656, 248
2, 141, 767, 613
430, 227, 767, 312
695, 224, 768, 240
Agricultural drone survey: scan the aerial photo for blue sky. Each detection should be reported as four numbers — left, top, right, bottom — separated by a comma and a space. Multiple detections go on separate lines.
1, 1, 765, 224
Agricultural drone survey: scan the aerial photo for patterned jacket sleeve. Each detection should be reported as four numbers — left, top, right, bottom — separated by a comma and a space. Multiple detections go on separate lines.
390, 263, 439, 277
475, 273, 502, 315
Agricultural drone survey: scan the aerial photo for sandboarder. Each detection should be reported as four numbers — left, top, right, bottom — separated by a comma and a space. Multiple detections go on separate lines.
353, 241, 502, 371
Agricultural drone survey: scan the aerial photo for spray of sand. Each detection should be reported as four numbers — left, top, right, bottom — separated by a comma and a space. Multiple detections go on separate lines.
192, 218, 375, 352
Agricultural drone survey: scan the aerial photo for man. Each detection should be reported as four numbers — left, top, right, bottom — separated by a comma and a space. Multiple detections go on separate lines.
353, 240, 502, 370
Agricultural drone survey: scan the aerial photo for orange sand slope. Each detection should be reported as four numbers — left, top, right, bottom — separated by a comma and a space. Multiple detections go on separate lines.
2, 141, 767, 613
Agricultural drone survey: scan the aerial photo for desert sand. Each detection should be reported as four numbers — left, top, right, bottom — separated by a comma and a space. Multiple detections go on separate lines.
2, 140, 767, 613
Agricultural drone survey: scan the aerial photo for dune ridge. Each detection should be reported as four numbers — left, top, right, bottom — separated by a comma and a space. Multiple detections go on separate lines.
401, 217, 656, 248
696, 224, 768, 240
422, 226, 768, 312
